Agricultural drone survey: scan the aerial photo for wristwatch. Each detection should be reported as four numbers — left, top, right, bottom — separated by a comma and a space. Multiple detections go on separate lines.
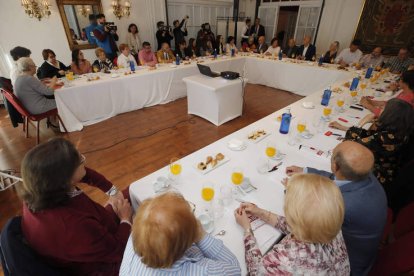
107, 186, 118, 196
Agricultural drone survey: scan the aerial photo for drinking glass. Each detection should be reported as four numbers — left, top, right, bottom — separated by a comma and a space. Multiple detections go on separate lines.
323, 105, 332, 120
231, 167, 244, 186
265, 142, 277, 159
336, 96, 345, 112
297, 120, 306, 134
350, 90, 358, 103
169, 157, 182, 183
93, 66, 99, 73
201, 182, 215, 202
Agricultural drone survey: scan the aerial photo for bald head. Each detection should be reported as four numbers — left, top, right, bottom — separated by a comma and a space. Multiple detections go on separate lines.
331, 141, 374, 181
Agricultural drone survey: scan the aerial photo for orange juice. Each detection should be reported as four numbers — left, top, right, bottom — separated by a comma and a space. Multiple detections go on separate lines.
201, 187, 215, 201
323, 107, 332, 116
65, 71, 74, 81
360, 83, 367, 90
337, 99, 345, 107
350, 91, 358, 97
231, 172, 244, 185
266, 147, 276, 157
297, 123, 306, 133
170, 164, 182, 175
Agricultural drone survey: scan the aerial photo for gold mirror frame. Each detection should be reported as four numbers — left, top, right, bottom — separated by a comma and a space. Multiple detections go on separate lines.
57, 0, 103, 51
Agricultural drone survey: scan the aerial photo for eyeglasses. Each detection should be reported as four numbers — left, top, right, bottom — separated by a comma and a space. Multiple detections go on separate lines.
80, 154, 86, 164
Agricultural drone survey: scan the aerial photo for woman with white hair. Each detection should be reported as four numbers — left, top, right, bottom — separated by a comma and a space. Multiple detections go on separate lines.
14, 57, 57, 115
234, 174, 350, 275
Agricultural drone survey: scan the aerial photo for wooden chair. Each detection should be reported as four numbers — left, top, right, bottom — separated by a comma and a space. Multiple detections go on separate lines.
1, 88, 68, 144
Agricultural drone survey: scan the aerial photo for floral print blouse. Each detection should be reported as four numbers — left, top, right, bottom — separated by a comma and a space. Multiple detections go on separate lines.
244, 216, 350, 275
345, 126, 408, 186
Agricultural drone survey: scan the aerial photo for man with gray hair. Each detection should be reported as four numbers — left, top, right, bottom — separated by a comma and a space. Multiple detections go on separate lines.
285, 141, 387, 276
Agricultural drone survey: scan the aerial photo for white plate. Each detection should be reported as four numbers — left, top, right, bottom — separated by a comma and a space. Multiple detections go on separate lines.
194, 156, 230, 175
170, 64, 178, 68
270, 152, 285, 160
302, 102, 315, 109
227, 139, 247, 151
247, 131, 270, 144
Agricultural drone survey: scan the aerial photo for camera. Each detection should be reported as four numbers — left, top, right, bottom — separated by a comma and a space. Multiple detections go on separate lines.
105, 22, 117, 31
185, 15, 189, 19
161, 25, 171, 32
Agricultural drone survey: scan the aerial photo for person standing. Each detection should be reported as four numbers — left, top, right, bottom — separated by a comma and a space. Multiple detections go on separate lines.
240, 18, 251, 45
85, 14, 97, 44
93, 14, 119, 61
126, 23, 141, 62
156, 21, 173, 50
173, 16, 189, 50
249, 18, 265, 44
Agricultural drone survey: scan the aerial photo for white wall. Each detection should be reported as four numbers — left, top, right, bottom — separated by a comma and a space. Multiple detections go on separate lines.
0, 0, 166, 78
239, 0, 256, 19
315, 0, 364, 55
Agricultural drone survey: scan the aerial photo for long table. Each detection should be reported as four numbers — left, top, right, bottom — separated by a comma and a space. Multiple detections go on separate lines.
128, 73, 395, 274
55, 56, 353, 132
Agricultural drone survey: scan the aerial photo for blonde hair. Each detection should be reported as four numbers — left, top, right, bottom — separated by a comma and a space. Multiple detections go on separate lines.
94, 47, 105, 57
131, 192, 198, 268
16, 57, 35, 73
284, 174, 344, 244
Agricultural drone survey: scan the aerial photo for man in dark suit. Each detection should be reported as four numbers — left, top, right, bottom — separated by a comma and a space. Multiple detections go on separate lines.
255, 36, 268, 54
285, 141, 387, 276
283, 38, 299, 58
296, 35, 316, 61
249, 18, 265, 44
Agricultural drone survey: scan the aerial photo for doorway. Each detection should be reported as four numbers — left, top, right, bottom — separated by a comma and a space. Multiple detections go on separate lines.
275, 6, 299, 49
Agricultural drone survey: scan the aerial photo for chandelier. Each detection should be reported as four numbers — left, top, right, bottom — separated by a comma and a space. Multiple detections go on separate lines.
111, 0, 131, 20
21, 0, 51, 21
78, 5, 91, 18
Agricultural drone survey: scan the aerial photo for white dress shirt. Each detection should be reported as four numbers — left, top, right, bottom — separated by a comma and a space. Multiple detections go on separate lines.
335, 48, 363, 65
241, 25, 250, 40
302, 46, 309, 57
117, 53, 138, 68
265, 46, 281, 56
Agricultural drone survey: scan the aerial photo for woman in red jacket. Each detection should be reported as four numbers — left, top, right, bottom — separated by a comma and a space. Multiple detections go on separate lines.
17, 138, 132, 275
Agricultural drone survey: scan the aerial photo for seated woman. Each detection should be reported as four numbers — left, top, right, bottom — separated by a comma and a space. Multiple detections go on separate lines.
92, 47, 114, 72
117, 43, 138, 69
37, 49, 68, 79
14, 57, 57, 115
185, 38, 197, 58
70, 49, 92, 75
241, 36, 257, 52
215, 35, 225, 55
199, 40, 214, 56
18, 138, 132, 276
360, 70, 414, 117
234, 174, 350, 275
330, 98, 414, 188
225, 36, 238, 55
120, 192, 241, 275
264, 38, 281, 56
322, 41, 339, 63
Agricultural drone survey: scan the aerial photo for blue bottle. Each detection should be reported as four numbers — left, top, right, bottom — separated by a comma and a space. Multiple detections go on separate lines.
321, 86, 332, 106
365, 66, 374, 79
350, 77, 360, 91
129, 60, 135, 72
279, 108, 292, 134
175, 54, 180, 65
278, 49, 283, 60
231, 48, 235, 57
214, 48, 217, 59
318, 55, 323, 66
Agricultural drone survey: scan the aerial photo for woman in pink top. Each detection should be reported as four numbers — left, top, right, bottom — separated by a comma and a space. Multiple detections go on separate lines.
361, 70, 414, 117
70, 49, 92, 75
138, 41, 158, 67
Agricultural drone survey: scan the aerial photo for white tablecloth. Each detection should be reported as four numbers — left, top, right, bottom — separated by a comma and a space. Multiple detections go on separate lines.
55, 56, 355, 132
128, 75, 397, 274
184, 75, 247, 126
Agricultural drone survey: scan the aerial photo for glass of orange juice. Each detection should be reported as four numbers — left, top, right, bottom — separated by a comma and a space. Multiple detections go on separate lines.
336, 96, 345, 112
169, 157, 182, 183
231, 167, 244, 186
323, 105, 332, 120
265, 142, 277, 159
201, 182, 215, 202
65, 71, 74, 81
350, 90, 358, 103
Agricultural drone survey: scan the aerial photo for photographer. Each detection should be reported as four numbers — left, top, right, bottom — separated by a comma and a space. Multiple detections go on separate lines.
173, 16, 189, 50
196, 23, 215, 56
156, 21, 173, 50
93, 14, 119, 61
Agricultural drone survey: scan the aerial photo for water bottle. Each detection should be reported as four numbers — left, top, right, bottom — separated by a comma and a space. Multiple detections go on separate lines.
365, 66, 374, 79
279, 108, 292, 134
175, 54, 180, 65
278, 49, 283, 60
214, 48, 217, 59
231, 48, 235, 57
129, 60, 135, 72
321, 86, 332, 106
350, 77, 360, 91
318, 55, 323, 66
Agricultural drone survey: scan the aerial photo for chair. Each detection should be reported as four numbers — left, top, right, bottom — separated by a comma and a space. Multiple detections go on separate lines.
113, 56, 118, 67
0, 216, 64, 276
380, 208, 393, 246
394, 202, 414, 240
0, 88, 68, 144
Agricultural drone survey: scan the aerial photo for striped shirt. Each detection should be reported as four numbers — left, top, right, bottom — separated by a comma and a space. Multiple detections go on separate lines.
120, 234, 241, 276
384, 56, 414, 73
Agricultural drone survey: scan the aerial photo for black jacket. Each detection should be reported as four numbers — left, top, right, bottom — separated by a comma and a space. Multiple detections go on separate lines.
37, 61, 68, 79
249, 24, 265, 38
297, 44, 316, 61
156, 29, 173, 50
283, 46, 299, 58
173, 19, 188, 48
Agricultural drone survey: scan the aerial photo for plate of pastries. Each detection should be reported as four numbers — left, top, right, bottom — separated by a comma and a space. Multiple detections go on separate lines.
196, 153, 229, 174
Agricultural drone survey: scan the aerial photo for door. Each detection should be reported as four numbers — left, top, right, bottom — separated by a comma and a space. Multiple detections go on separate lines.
294, 5, 321, 44
258, 6, 279, 44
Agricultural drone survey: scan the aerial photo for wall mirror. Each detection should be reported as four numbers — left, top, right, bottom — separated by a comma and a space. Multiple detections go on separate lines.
57, 0, 103, 51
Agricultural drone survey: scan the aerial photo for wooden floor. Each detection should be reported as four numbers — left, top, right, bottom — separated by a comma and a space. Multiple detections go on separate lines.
0, 84, 302, 231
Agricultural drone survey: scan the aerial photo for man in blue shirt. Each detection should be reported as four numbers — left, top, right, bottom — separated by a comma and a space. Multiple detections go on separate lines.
286, 141, 387, 276
93, 14, 119, 61
84, 14, 97, 45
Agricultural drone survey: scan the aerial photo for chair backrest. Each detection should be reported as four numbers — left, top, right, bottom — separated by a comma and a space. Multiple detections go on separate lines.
394, 202, 414, 239
0, 88, 31, 117
113, 56, 118, 66
0, 216, 64, 276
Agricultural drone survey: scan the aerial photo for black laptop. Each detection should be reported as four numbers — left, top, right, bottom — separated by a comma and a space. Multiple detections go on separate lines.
197, 64, 220, 78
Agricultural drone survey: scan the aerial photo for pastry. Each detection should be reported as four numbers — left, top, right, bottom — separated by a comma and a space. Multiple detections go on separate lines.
215, 153, 224, 161
197, 162, 207, 170
211, 159, 217, 167
206, 156, 213, 165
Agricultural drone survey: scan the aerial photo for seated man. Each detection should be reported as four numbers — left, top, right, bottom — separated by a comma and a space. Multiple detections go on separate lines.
335, 39, 363, 67
360, 47, 384, 68
117, 44, 138, 69
283, 38, 298, 58
296, 35, 316, 61
286, 141, 387, 276
138, 41, 158, 67
156, 42, 175, 63
254, 36, 268, 54
384, 47, 414, 74
174, 40, 188, 60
